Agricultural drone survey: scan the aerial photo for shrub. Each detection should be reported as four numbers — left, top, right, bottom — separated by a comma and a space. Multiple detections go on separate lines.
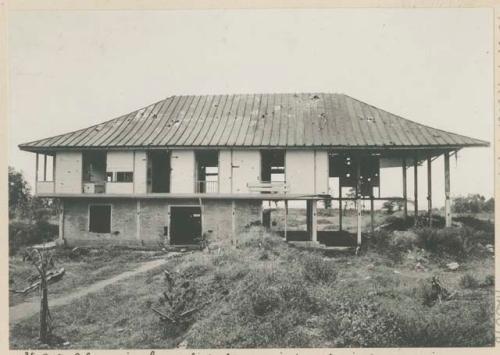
301, 255, 338, 284
482, 274, 495, 287
325, 297, 401, 347
459, 273, 480, 289
9, 220, 58, 255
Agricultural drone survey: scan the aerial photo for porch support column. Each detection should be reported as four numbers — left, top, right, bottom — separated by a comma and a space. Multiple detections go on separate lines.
414, 157, 418, 226
444, 152, 452, 227
427, 156, 432, 227
58, 200, 65, 245
231, 200, 236, 245
284, 200, 288, 241
370, 195, 374, 235
338, 181, 343, 231
311, 200, 317, 243
43, 154, 47, 181
402, 158, 408, 219
35, 153, 39, 194
356, 160, 362, 246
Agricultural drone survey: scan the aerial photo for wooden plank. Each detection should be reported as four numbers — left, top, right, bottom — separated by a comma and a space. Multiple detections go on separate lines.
402, 158, 408, 218
414, 157, 418, 225
427, 156, 432, 227
444, 152, 451, 227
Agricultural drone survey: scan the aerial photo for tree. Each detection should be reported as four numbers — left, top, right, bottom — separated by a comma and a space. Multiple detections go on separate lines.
24, 247, 55, 343
9, 166, 31, 219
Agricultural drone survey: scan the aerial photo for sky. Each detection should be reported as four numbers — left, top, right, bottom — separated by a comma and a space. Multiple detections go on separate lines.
7, 8, 494, 207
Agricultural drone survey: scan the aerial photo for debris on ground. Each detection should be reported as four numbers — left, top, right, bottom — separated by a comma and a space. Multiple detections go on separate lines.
10, 267, 65, 294
424, 276, 454, 306
485, 244, 494, 253
415, 262, 426, 272
446, 262, 460, 271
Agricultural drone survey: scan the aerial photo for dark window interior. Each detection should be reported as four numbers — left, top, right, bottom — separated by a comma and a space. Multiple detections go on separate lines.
195, 150, 219, 193
148, 151, 171, 193
116, 172, 133, 182
89, 205, 111, 233
329, 154, 380, 197
82, 151, 107, 183
261, 150, 285, 182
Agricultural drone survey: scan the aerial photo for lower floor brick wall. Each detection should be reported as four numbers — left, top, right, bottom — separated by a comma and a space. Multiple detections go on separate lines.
61, 198, 263, 249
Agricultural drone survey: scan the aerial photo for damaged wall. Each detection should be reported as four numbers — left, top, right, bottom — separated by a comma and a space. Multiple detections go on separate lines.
61, 197, 263, 248
55, 152, 82, 193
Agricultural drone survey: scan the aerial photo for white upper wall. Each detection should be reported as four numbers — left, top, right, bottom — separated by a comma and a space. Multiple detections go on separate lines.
49, 149, 331, 195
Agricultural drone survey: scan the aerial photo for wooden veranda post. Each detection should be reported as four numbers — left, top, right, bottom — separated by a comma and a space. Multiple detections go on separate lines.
311, 200, 317, 243
284, 200, 288, 241
427, 156, 432, 227
338, 181, 342, 231
444, 152, 451, 227
402, 158, 408, 219
43, 154, 47, 181
414, 157, 418, 226
356, 159, 362, 246
370, 195, 374, 235
35, 153, 39, 194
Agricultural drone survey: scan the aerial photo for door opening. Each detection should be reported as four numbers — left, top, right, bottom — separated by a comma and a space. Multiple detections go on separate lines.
169, 206, 202, 245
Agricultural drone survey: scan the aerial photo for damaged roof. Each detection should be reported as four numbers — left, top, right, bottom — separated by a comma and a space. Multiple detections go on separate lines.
19, 93, 489, 152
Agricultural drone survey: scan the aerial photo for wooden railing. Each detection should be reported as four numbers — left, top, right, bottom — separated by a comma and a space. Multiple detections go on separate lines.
195, 180, 219, 193
247, 181, 288, 194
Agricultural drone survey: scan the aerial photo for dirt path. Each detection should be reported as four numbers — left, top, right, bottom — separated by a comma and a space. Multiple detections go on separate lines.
10, 257, 169, 324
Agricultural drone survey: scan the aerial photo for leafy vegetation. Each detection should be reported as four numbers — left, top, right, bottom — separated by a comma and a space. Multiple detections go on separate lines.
10, 213, 495, 348
9, 167, 59, 254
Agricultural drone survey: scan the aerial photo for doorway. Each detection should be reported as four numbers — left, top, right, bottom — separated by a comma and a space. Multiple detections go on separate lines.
148, 151, 171, 193
169, 206, 202, 245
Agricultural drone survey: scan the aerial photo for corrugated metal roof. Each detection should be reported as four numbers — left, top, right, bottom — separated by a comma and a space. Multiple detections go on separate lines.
19, 93, 489, 151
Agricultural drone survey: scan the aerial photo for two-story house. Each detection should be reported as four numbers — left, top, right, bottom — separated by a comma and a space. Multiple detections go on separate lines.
19, 93, 488, 248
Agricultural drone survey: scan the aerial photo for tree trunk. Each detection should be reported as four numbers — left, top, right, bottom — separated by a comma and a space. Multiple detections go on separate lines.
39, 274, 49, 343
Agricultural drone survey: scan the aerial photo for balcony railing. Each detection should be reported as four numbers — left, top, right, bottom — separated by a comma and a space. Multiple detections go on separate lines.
195, 180, 219, 193
247, 181, 288, 194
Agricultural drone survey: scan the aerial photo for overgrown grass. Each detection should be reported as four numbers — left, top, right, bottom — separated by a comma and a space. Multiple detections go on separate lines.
10, 215, 495, 349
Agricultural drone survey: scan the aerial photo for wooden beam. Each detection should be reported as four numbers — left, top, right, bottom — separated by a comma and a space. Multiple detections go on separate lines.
231, 200, 236, 245
43, 154, 47, 181
402, 158, 408, 219
311, 200, 317, 243
427, 156, 432, 227
414, 157, 418, 225
284, 200, 288, 241
356, 160, 362, 246
58, 200, 65, 244
444, 152, 451, 227
370, 195, 374, 235
338, 180, 342, 231
35, 153, 39, 184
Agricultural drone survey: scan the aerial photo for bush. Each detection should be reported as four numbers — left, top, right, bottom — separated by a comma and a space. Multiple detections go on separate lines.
9, 220, 58, 255
459, 273, 480, 289
326, 297, 401, 347
301, 255, 338, 284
